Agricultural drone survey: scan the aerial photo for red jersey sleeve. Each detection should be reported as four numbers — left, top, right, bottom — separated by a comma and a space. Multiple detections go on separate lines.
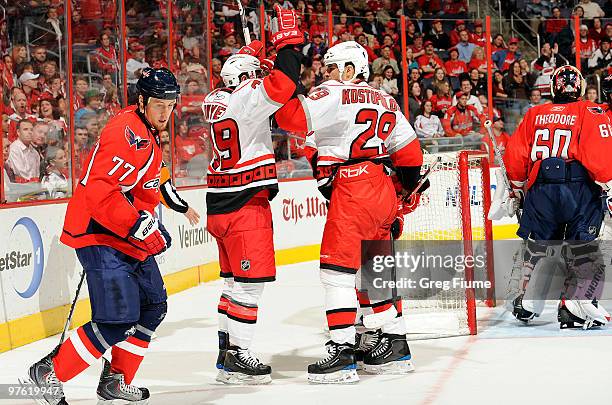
578, 106, 612, 186
503, 108, 533, 188
80, 123, 153, 238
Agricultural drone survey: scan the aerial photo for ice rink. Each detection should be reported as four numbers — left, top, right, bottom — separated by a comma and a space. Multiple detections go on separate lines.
1, 260, 611, 405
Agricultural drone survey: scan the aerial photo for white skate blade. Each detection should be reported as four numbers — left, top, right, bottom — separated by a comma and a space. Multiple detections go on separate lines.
18, 375, 59, 405
96, 397, 149, 405
363, 358, 415, 375
219, 370, 272, 385
363, 307, 397, 329
308, 368, 359, 384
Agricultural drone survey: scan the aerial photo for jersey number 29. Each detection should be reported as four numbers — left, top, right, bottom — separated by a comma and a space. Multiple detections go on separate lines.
211, 119, 241, 171
350, 109, 396, 159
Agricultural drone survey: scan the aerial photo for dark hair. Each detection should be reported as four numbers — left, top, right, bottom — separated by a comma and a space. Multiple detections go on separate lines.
17, 119, 33, 130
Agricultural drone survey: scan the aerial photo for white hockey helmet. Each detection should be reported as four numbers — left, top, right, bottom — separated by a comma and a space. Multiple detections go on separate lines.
220, 54, 261, 88
323, 41, 370, 82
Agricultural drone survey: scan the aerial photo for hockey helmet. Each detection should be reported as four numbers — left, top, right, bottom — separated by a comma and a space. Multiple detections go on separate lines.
323, 41, 370, 82
602, 74, 612, 103
136, 67, 180, 102
550, 65, 585, 102
221, 54, 261, 88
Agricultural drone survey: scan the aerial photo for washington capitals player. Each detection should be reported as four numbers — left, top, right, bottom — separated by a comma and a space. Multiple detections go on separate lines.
502, 65, 611, 328
202, 5, 303, 384
23, 68, 179, 404
274, 41, 425, 383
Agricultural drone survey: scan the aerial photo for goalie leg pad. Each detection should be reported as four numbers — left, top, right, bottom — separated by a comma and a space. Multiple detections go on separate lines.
564, 241, 606, 302
558, 299, 610, 329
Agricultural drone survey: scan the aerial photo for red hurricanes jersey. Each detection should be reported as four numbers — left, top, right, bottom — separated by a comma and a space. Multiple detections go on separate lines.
504, 101, 612, 190
61, 106, 163, 261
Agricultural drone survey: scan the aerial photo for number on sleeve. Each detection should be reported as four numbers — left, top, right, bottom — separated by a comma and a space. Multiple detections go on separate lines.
211, 119, 241, 171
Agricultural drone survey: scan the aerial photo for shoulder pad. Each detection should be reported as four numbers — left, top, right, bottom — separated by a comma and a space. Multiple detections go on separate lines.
202, 89, 232, 122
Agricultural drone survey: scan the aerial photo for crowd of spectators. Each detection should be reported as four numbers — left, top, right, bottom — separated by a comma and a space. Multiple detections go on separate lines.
2, 0, 612, 201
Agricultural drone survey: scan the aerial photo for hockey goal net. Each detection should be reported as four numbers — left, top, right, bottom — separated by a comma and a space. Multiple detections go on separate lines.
400, 151, 495, 339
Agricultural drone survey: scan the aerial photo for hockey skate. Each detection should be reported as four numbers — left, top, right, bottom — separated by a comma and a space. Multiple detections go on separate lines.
355, 329, 381, 370
19, 350, 67, 405
362, 333, 414, 374
217, 346, 272, 385
97, 358, 150, 404
558, 299, 610, 330
307, 341, 359, 384
512, 294, 538, 323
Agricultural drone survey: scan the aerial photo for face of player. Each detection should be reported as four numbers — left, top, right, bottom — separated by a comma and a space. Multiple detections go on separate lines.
145, 97, 177, 131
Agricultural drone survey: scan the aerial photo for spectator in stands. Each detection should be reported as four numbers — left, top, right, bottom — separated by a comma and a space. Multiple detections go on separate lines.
82, 113, 100, 144
491, 34, 506, 53
532, 42, 565, 72
405, 21, 418, 46
426, 19, 451, 51
38, 97, 66, 139
445, 49, 467, 89
45, 74, 65, 99
409, 67, 422, 84
19, 72, 41, 112
41, 61, 58, 83
297, 68, 316, 96
585, 85, 599, 102
452, 78, 484, 113
456, 30, 476, 63
431, 68, 450, 91
362, 10, 383, 37
126, 43, 150, 88
2, 54, 15, 89
504, 61, 530, 100
372, 45, 400, 75
469, 68, 487, 96
408, 81, 423, 124
311, 55, 325, 86
211, 58, 222, 89
182, 25, 200, 60
381, 65, 399, 100
588, 37, 612, 74
0, 19, 10, 56
414, 100, 444, 140
2, 134, 12, 184
579, 24, 598, 63
573, 6, 585, 18
11, 45, 28, 76
30, 46, 49, 75
443, 91, 485, 142
479, 94, 501, 121
32, 121, 49, 159
376, 0, 394, 26
309, 14, 327, 40
369, 73, 384, 89
470, 20, 486, 49
306, 34, 327, 60
41, 145, 69, 199
356, 34, 377, 62
449, 20, 467, 47
73, 76, 89, 112
342, 0, 368, 16
161, 141, 171, 164
71, 9, 98, 45
525, 0, 551, 37
418, 41, 444, 80
94, 33, 119, 75
75, 90, 102, 124
590, 18, 606, 43
1, 115, 8, 138
431, 81, 452, 117
7, 119, 40, 182
545, 7, 567, 44
578, 0, 605, 19
493, 37, 521, 71
43, 7, 62, 46
7, 88, 36, 141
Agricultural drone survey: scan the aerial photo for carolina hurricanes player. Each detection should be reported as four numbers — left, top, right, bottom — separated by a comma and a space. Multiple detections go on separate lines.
202, 5, 303, 385
275, 41, 425, 383
23, 68, 179, 404
501, 65, 611, 328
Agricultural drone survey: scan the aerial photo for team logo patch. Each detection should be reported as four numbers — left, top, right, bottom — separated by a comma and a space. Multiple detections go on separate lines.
589, 226, 597, 235
125, 326, 136, 337
241, 259, 251, 271
125, 126, 150, 150
588, 106, 605, 115
143, 178, 160, 189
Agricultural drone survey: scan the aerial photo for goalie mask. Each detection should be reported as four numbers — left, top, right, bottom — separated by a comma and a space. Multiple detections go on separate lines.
323, 41, 370, 82
220, 54, 262, 88
550, 65, 586, 103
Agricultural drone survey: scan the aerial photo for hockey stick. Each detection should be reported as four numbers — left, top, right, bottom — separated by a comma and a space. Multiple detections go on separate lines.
58, 270, 86, 345
484, 120, 522, 220
236, 0, 251, 45
406, 155, 441, 200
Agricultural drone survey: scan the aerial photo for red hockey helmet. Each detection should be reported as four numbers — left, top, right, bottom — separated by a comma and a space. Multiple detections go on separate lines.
550, 65, 585, 102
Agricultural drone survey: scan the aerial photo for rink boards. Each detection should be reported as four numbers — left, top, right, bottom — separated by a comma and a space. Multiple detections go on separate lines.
0, 175, 517, 353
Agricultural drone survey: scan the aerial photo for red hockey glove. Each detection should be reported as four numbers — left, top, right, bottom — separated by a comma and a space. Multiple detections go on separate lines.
270, 4, 304, 51
260, 57, 275, 75
238, 39, 264, 58
129, 211, 170, 256
400, 193, 421, 215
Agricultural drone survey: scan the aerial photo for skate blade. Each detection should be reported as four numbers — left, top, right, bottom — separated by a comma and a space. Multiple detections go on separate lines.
308, 368, 359, 384
96, 396, 149, 405
219, 371, 272, 385
18, 375, 60, 405
363, 358, 415, 375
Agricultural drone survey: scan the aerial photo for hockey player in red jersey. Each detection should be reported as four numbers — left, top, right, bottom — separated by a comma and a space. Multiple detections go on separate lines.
501, 65, 611, 328
274, 41, 425, 383
24, 68, 180, 404
202, 5, 303, 385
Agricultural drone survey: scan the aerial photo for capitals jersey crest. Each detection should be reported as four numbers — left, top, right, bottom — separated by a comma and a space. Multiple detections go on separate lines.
587, 106, 605, 115
125, 126, 150, 150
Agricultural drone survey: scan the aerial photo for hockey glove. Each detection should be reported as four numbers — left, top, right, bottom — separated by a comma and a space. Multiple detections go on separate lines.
270, 4, 305, 51
238, 39, 264, 58
129, 211, 169, 256
260, 57, 275, 75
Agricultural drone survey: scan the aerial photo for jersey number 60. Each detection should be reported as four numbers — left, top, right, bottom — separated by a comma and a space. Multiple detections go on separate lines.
530, 128, 572, 161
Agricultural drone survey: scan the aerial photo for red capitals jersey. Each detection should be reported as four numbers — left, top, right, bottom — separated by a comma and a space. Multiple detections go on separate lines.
61, 106, 163, 261
504, 101, 612, 190
442, 105, 485, 136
